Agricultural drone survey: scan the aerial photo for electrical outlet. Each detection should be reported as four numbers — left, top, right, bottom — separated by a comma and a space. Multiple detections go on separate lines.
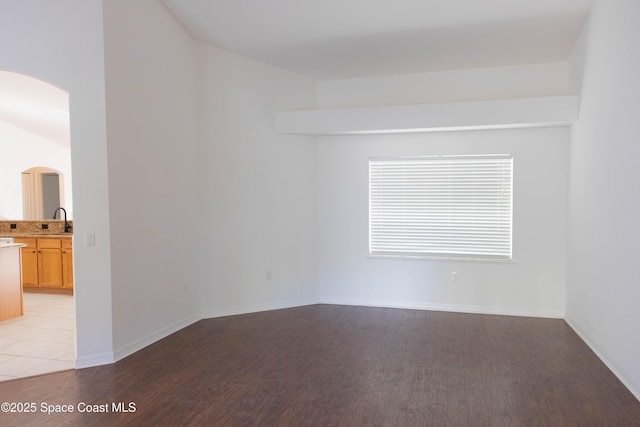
452, 272, 459, 281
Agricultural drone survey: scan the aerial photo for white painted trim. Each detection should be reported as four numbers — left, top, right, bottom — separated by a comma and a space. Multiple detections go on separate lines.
76, 297, 567, 370
275, 95, 578, 136
78, 297, 318, 368
111, 313, 201, 363
565, 317, 640, 402
200, 297, 319, 319
318, 297, 564, 319
75, 351, 115, 369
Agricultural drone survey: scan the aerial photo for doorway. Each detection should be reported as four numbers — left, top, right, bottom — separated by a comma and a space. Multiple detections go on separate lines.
0, 70, 75, 381
21, 167, 66, 220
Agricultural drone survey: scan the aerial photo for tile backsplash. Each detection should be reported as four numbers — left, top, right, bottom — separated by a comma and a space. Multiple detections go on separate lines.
0, 220, 73, 235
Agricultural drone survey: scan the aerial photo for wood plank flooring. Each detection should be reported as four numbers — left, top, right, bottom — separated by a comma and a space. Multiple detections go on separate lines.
0, 304, 639, 426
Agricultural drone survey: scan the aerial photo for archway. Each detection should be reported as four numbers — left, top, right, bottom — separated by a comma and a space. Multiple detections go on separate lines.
0, 70, 72, 220
21, 166, 67, 220
0, 70, 76, 380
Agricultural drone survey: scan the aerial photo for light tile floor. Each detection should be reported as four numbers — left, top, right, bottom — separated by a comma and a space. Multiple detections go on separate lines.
0, 292, 75, 381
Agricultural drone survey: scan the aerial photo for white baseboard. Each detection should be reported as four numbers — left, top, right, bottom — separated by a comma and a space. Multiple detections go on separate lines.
318, 296, 565, 319
75, 297, 564, 370
75, 351, 115, 369
77, 297, 318, 369
565, 317, 640, 402
200, 296, 319, 319
111, 313, 201, 363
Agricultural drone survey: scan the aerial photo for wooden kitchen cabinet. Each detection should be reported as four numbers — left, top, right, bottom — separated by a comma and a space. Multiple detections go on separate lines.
16, 238, 38, 287
62, 238, 73, 289
14, 237, 73, 290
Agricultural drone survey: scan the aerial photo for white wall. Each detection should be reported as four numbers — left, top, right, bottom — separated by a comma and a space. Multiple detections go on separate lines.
197, 45, 319, 316
103, 0, 201, 359
318, 127, 568, 317
0, 0, 113, 366
1, 0, 318, 367
316, 63, 570, 318
103, 0, 321, 355
567, 0, 640, 399
0, 121, 72, 219
318, 62, 570, 109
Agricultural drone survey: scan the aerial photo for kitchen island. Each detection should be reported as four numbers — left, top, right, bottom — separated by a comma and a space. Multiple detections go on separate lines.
0, 242, 25, 321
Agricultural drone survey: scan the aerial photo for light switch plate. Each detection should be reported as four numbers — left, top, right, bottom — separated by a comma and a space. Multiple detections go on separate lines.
84, 231, 95, 246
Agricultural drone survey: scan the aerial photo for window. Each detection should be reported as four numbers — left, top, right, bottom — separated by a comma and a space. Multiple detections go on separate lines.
369, 154, 513, 261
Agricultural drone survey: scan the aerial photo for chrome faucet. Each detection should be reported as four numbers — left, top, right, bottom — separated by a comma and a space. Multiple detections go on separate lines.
53, 207, 72, 233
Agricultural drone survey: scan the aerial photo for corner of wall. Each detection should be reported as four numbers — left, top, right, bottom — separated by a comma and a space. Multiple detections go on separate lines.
112, 313, 202, 363
565, 316, 640, 401
568, 8, 591, 99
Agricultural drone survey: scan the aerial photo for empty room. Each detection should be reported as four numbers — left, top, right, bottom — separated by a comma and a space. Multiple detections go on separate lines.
1, 0, 639, 425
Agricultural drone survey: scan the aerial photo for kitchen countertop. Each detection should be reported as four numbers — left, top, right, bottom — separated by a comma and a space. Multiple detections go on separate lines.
7, 234, 74, 238
0, 243, 27, 248
0, 220, 74, 236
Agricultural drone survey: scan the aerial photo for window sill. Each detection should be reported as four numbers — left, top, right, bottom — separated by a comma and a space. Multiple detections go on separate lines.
367, 254, 515, 263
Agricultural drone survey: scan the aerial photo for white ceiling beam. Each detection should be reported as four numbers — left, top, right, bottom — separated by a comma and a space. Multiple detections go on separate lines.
275, 95, 578, 136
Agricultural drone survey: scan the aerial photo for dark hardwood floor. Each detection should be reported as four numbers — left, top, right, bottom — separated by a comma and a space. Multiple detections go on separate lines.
1, 304, 639, 426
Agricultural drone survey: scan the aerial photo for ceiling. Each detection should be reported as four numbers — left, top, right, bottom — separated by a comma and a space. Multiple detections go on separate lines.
0, 71, 70, 148
0, 1, 593, 146
161, 0, 594, 80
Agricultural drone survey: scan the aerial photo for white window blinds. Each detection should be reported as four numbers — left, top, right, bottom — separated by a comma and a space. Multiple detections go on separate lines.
369, 155, 513, 260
